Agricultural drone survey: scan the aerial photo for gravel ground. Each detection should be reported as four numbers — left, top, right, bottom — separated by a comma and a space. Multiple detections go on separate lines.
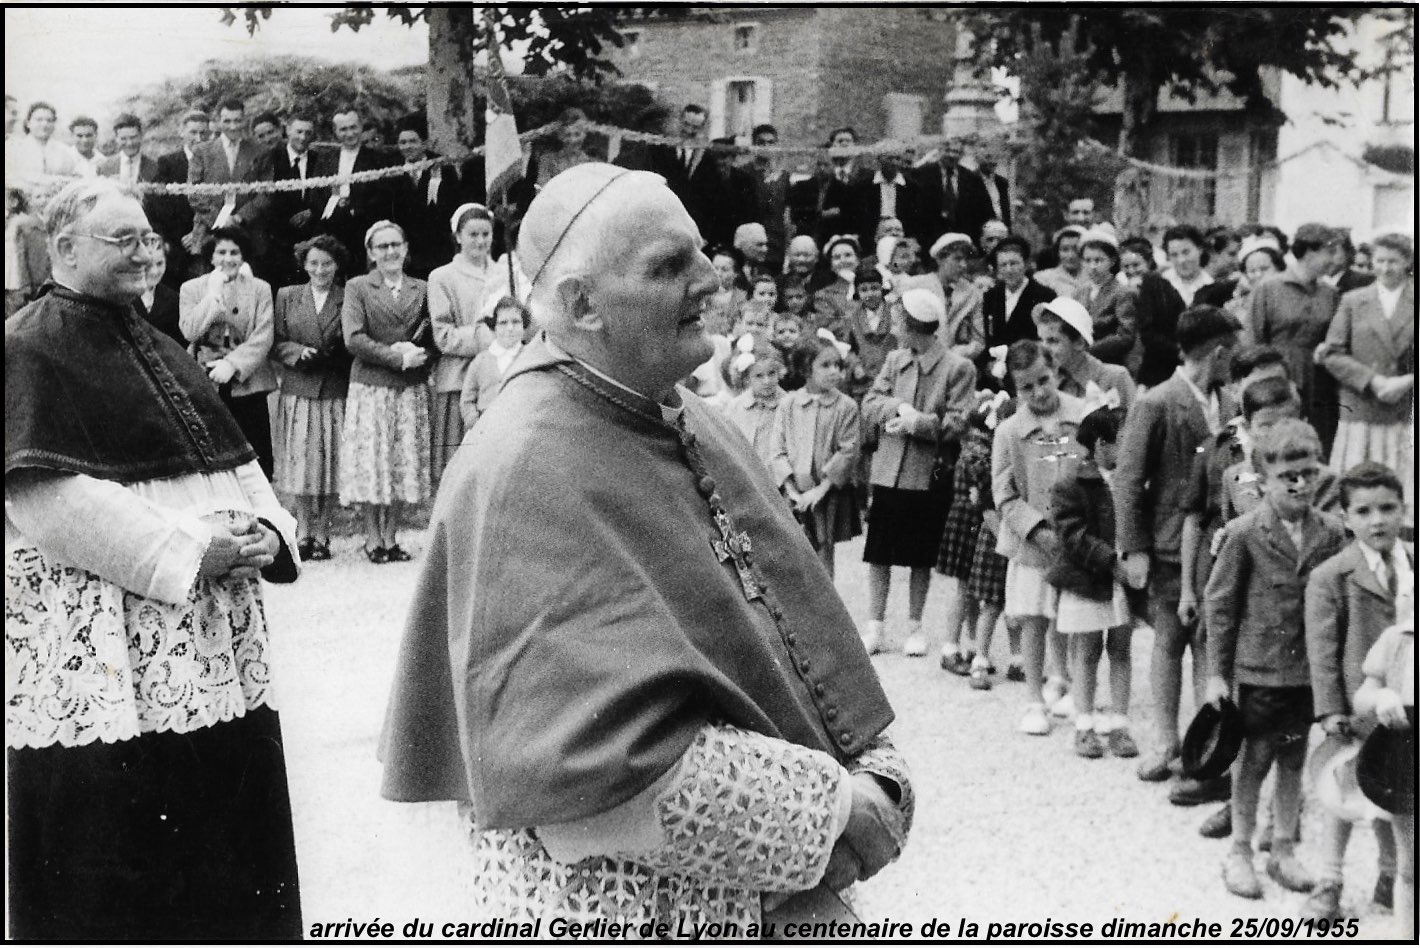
265, 530, 1404, 939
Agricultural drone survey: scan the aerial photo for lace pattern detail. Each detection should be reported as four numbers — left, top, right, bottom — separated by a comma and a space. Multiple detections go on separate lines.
848, 734, 916, 840
465, 824, 760, 929
6, 535, 274, 749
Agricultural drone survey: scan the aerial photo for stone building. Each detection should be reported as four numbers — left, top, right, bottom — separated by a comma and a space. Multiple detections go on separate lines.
607, 8, 961, 146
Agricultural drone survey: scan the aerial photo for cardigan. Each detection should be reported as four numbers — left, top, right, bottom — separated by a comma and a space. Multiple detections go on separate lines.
1206, 500, 1347, 688
177, 272, 278, 397
992, 390, 1087, 567
1306, 540, 1414, 722
769, 388, 860, 492
1250, 267, 1339, 408
458, 343, 521, 430
1319, 281, 1416, 426
861, 342, 975, 491
271, 283, 350, 400
341, 271, 432, 389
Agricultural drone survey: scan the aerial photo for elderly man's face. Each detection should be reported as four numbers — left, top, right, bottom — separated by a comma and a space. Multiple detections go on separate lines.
1066, 199, 1095, 226
786, 238, 818, 274
877, 217, 905, 241
980, 221, 1009, 253
72, 124, 97, 157
588, 184, 718, 394
738, 230, 768, 263
61, 192, 154, 303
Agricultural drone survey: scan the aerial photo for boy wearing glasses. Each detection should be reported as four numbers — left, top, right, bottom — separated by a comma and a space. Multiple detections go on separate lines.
1203, 419, 1347, 900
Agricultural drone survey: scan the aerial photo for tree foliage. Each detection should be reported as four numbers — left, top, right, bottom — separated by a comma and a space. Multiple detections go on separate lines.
963, 7, 1371, 156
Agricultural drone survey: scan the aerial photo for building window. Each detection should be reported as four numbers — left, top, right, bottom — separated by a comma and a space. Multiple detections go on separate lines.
623, 29, 641, 58
1170, 132, 1219, 215
733, 24, 757, 52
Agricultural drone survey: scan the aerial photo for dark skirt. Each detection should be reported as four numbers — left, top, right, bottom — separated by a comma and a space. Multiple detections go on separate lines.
7, 706, 303, 941
222, 387, 275, 479
967, 523, 1009, 607
936, 489, 980, 579
796, 485, 862, 551
864, 485, 951, 569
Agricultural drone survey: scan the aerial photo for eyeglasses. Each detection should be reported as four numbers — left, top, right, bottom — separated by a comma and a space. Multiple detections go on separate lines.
1273, 467, 1321, 485
73, 231, 163, 255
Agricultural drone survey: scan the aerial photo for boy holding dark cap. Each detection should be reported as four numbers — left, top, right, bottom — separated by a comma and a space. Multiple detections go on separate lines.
1114, 305, 1240, 800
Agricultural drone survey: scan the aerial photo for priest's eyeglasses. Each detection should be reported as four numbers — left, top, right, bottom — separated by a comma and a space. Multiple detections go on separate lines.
74, 230, 164, 256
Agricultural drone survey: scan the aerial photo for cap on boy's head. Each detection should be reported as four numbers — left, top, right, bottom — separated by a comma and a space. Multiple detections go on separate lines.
899, 287, 945, 326
930, 233, 974, 259
854, 262, 884, 287
1240, 374, 1300, 421
1035, 297, 1094, 346
1252, 417, 1322, 470
1176, 304, 1241, 355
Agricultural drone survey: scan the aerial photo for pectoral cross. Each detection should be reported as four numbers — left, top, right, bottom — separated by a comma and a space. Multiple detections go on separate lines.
710, 509, 762, 602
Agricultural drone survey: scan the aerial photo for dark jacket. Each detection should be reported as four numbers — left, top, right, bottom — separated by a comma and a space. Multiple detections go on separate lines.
910, 162, 992, 253
1134, 272, 1188, 388
273, 283, 351, 400
135, 283, 183, 346
1046, 464, 1116, 601
983, 278, 1053, 350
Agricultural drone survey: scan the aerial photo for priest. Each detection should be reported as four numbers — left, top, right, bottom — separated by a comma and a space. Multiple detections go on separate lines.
380, 163, 914, 925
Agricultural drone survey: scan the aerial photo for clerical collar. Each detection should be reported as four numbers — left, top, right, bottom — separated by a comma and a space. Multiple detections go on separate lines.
544, 335, 682, 423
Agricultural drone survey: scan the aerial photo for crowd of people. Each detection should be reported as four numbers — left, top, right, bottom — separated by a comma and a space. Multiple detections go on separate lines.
5, 90, 1414, 937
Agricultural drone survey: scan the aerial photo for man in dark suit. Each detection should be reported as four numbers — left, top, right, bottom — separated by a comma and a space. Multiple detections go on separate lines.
788, 126, 873, 248
747, 123, 791, 270
391, 112, 462, 279
642, 104, 730, 248
974, 147, 1011, 232
911, 139, 993, 257
863, 145, 918, 252
982, 236, 1054, 351
185, 98, 274, 264
315, 104, 395, 270
1329, 233, 1377, 295
151, 110, 208, 286
265, 112, 327, 285
99, 113, 159, 186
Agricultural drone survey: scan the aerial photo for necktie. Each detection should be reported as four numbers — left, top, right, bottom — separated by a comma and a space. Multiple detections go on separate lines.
942, 168, 956, 217
683, 148, 695, 173
1379, 559, 1396, 597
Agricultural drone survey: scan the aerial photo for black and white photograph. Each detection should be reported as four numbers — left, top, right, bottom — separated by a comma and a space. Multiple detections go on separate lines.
4, 3, 1416, 942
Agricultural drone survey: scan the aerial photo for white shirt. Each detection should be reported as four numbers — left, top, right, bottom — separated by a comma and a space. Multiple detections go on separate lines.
1377, 283, 1404, 320
311, 286, 330, 315
1358, 540, 1412, 597
872, 170, 904, 220
287, 147, 309, 181
119, 153, 139, 185
981, 173, 1004, 219
322, 147, 361, 219
1165, 268, 1214, 307
220, 135, 240, 172
8, 136, 87, 192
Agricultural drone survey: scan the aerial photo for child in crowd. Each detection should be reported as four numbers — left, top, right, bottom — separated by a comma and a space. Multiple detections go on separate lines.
1047, 406, 1138, 758
1351, 598, 1416, 938
5, 187, 48, 319
771, 312, 806, 390
860, 288, 975, 655
993, 339, 1088, 734
1303, 462, 1413, 921
778, 281, 813, 323
771, 335, 861, 577
845, 264, 898, 404
744, 273, 779, 323
936, 392, 1010, 683
711, 332, 761, 410
723, 341, 786, 471
1114, 305, 1240, 791
459, 296, 530, 431
730, 306, 773, 348
967, 396, 1016, 687
1205, 419, 1347, 900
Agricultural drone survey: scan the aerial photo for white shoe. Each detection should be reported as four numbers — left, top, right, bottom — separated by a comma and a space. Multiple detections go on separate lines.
902, 632, 928, 657
860, 620, 884, 656
1050, 694, 1076, 719
1041, 677, 1068, 707
1019, 704, 1051, 736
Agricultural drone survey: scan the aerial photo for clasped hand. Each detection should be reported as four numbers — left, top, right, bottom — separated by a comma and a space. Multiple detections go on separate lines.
789, 482, 831, 512
392, 340, 428, 370
820, 773, 906, 892
198, 514, 278, 581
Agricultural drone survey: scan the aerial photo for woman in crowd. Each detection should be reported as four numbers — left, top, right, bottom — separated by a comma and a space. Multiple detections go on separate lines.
340, 220, 432, 564
705, 246, 745, 336
1071, 228, 1138, 370
135, 238, 182, 344
1118, 236, 1157, 288
178, 226, 278, 478
272, 234, 352, 561
812, 233, 862, 336
1225, 235, 1286, 342
9, 101, 87, 194
1320, 232, 1416, 508
427, 203, 498, 482
527, 107, 596, 192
